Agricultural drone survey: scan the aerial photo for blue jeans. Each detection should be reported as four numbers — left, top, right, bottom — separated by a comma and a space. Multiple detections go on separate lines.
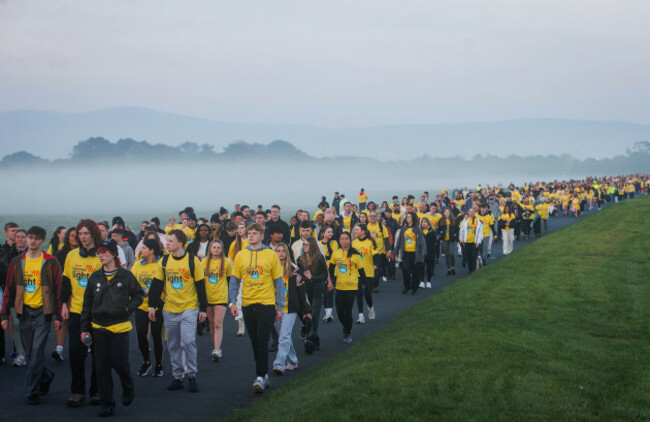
19, 306, 53, 397
272, 312, 297, 370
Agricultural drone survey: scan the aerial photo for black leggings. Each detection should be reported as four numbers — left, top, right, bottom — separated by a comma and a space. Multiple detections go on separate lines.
356, 272, 373, 313
135, 308, 164, 366
401, 252, 422, 291
463, 242, 479, 273
335, 290, 356, 336
423, 256, 435, 281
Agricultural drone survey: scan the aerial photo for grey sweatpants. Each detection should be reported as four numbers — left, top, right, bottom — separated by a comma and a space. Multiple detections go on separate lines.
163, 308, 199, 379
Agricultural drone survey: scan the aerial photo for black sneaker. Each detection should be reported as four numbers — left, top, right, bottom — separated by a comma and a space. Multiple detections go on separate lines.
168, 378, 184, 390
39, 373, 55, 396
90, 393, 101, 405
122, 388, 134, 407
153, 365, 164, 377
51, 349, 64, 363
188, 376, 198, 393
304, 339, 315, 355
98, 405, 115, 417
28, 393, 42, 405
138, 361, 152, 377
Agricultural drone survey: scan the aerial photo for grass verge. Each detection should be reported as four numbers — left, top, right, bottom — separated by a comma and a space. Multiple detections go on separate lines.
224, 197, 650, 422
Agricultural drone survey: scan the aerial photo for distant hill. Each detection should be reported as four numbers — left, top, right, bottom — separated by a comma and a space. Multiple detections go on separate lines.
1, 107, 650, 160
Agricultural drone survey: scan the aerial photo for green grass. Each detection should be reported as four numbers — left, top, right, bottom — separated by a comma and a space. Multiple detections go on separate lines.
224, 197, 650, 422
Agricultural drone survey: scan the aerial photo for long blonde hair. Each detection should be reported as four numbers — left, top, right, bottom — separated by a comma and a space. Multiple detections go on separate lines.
206, 239, 226, 278
232, 222, 247, 257
274, 243, 292, 279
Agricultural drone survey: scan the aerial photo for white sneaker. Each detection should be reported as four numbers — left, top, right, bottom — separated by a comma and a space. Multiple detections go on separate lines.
253, 374, 269, 394
381, 276, 387, 282
356, 314, 365, 324
12, 354, 26, 367
211, 349, 222, 362
419, 282, 425, 288
368, 307, 375, 320
425, 282, 432, 288
237, 319, 245, 336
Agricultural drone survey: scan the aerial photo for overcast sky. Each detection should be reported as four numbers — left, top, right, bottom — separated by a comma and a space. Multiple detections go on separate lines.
1, 0, 649, 127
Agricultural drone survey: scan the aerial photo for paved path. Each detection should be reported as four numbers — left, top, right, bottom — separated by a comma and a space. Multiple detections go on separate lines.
0, 208, 600, 421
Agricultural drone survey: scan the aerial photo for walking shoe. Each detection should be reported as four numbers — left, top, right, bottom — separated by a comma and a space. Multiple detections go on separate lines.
425, 282, 432, 288
368, 307, 375, 320
138, 361, 152, 377
51, 349, 64, 363
188, 376, 198, 392
28, 393, 42, 405
153, 365, 164, 377
381, 276, 387, 282
98, 406, 115, 417
253, 375, 269, 394
272, 366, 284, 375
66, 394, 86, 407
39, 373, 55, 396
236, 319, 245, 336
304, 339, 315, 354
211, 349, 222, 362
91, 393, 101, 405
167, 378, 184, 390
419, 282, 425, 288
122, 388, 135, 406
326, 315, 334, 322
342, 335, 352, 344
12, 354, 26, 367
356, 314, 365, 324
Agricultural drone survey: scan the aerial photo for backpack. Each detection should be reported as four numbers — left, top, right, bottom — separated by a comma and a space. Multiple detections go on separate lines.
161, 253, 196, 282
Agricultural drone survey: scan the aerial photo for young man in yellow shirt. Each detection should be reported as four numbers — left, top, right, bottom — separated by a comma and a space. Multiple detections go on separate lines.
228, 223, 284, 394
1, 226, 62, 405
358, 188, 368, 211
148, 229, 207, 393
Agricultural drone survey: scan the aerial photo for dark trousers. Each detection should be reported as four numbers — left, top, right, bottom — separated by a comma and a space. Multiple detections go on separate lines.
335, 290, 356, 336
423, 256, 435, 281
92, 329, 133, 409
306, 282, 324, 345
401, 252, 422, 291
372, 254, 386, 287
135, 308, 164, 366
522, 219, 532, 237
441, 240, 456, 269
385, 253, 396, 278
242, 304, 276, 377
324, 276, 335, 309
463, 242, 479, 273
68, 312, 97, 396
20, 306, 53, 397
356, 273, 373, 313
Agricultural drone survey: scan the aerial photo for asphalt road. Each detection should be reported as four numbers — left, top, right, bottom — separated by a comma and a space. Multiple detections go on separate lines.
0, 207, 599, 421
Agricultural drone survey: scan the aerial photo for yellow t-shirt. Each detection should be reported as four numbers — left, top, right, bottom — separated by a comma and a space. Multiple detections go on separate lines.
165, 223, 183, 234
203, 257, 232, 305
359, 193, 368, 204
477, 214, 493, 238
233, 247, 282, 307
154, 253, 204, 313
23, 253, 44, 308
441, 219, 451, 241
131, 259, 159, 311
367, 222, 389, 254
429, 213, 442, 229
321, 239, 339, 260
281, 274, 290, 314
466, 218, 478, 243
404, 228, 416, 252
46, 243, 63, 256
64, 249, 102, 314
522, 204, 535, 220
91, 273, 133, 333
328, 249, 363, 291
352, 238, 375, 278
499, 213, 516, 230
183, 226, 196, 242
342, 216, 353, 232
228, 239, 249, 261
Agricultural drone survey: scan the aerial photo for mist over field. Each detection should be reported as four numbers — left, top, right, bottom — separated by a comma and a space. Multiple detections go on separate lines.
0, 160, 585, 216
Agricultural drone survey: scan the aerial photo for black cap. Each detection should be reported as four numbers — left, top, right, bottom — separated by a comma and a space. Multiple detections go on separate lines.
112, 216, 125, 227
187, 212, 197, 221
97, 239, 118, 256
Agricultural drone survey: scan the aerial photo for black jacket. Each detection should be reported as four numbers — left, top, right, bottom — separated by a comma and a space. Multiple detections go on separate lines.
284, 264, 310, 315
80, 267, 143, 333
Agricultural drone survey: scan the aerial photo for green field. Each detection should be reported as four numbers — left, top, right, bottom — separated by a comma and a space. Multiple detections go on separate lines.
224, 196, 650, 422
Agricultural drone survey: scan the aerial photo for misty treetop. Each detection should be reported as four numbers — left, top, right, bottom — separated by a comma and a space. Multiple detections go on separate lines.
0, 137, 649, 176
